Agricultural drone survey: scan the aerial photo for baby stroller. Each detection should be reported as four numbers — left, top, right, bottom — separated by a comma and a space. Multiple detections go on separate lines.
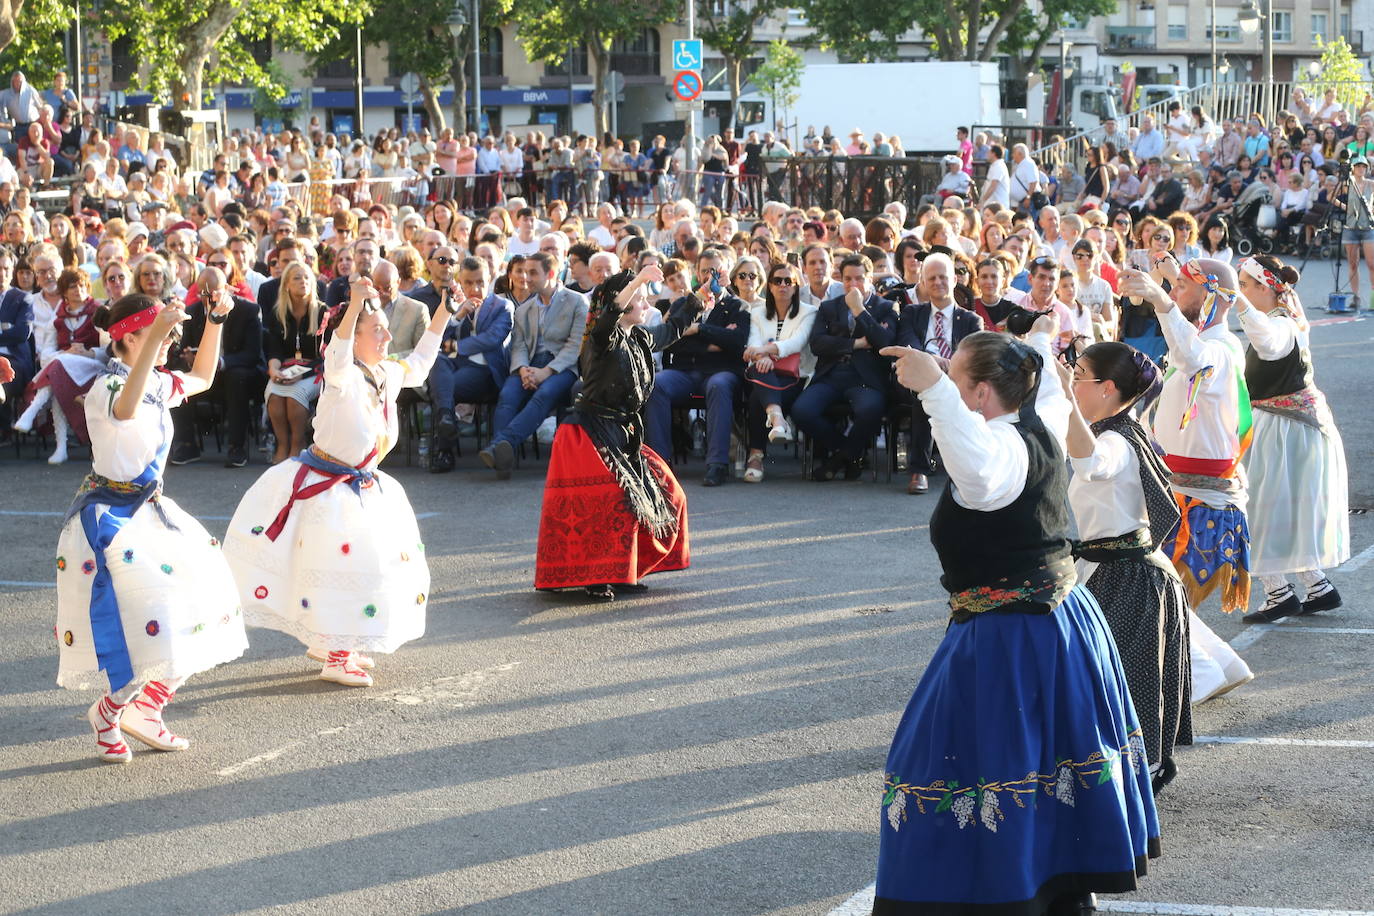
1229, 182, 1277, 256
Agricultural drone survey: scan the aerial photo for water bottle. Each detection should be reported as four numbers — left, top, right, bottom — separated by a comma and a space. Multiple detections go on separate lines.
416, 404, 431, 469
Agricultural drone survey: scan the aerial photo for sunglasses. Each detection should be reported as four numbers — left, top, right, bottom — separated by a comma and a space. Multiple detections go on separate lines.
735, 272, 759, 281
430, 256, 456, 266
1029, 256, 1056, 267
207, 260, 229, 269
768, 276, 794, 286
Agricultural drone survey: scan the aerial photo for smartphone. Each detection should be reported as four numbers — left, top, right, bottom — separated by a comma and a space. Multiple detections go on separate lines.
786, 251, 799, 267
709, 269, 722, 296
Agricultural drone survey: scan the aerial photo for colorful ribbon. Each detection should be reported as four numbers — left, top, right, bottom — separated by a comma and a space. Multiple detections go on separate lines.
264, 445, 379, 541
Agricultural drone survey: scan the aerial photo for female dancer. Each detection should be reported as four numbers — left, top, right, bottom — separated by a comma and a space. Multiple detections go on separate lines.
1058, 342, 1192, 793
875, 324, 1159, 914
223, 276, 448, 687
1234, 256, 1350, 621
55, 292, 246, 763
535, 265, 696, 600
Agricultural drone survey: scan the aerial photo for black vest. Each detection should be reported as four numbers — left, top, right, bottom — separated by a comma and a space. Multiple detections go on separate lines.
1245, 340, 1312, 401
929, 418, 1072, 598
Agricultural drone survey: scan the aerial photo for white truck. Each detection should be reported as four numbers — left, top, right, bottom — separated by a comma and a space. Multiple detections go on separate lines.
734, 61, 1003, 153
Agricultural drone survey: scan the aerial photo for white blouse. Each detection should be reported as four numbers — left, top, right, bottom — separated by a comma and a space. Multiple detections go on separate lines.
746, 302, 819, 378
917, 331, 1069, 511
31, 293, 58, 365
85, 365, 188, 482
1237, 302, 1302, 362
313, 329, 441, 468
1068, 430, 1146, 544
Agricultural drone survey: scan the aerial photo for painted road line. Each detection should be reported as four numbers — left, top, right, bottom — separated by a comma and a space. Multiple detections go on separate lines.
1339, 542, 1374, 572
1229, 623, 1275, 651
828, 883, 874, 916
0, 509, 64, 517
829, 887, 1374, 916
1310, 315, 1365, 327
1195, 735, 1374, 749
1099, 902, 1374, 915
0, 580, 53, 589
1269, 626, 1374, 636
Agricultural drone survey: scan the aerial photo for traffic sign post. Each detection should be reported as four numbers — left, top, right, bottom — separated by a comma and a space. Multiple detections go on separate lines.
672, 39, 704, 72
673, 70, 703, 102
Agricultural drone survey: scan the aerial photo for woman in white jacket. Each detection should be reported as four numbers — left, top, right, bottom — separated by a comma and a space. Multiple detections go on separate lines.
742, 260, 816, 482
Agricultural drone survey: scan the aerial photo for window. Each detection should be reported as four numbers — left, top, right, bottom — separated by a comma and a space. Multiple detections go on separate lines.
479, 26, 503, 77
610, 27, 660, 76
111, 36, 137, 85
546, 45, 589, 77
1312, 13, 1328, 38
1207, 9, 1241, 42
1272, 10, 1293, 42
786, 7, 808, 27
1167, 6, 1187, 41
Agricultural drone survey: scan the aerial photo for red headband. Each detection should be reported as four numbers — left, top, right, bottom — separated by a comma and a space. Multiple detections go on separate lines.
108, 303, 161, 341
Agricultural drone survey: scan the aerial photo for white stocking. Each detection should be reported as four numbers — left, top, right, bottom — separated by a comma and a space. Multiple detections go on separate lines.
48, 407, 70, 463
110, 681, 143, 704
15, 387, 51, 430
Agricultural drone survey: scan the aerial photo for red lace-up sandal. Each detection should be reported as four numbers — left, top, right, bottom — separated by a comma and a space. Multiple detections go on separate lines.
86, 695, 133, 763
319, 650, 373, 687
120, 681, 190, 751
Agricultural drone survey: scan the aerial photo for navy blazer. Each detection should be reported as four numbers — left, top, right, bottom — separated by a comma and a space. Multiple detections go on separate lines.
896, 301, 984, 353
442, 292, 514, 390
809, 291, 899, 391
0, 287, 34, 377
180, 296, 265, 374
661, 292, 749, 375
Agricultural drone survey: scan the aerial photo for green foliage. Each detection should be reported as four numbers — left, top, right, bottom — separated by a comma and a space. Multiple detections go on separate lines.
510, 0, 677, 65
752, 39, 802, 109
795, 0, 920, 62
252, 60, 290, 123
101, 0, 373, 106
1299, 36, 1369, 112
0, 0, 76, 85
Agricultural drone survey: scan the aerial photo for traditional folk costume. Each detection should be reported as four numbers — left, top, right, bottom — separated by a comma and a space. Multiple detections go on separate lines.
223, 321, 440, 686
876, 334, 1159, 914
55, 309, 247, 763
14, 297, 106, 463
1235, 259, 1349, 620
534, 272, 697, 596
1069, 396, 1193, 791
1150, 261, 1254, 702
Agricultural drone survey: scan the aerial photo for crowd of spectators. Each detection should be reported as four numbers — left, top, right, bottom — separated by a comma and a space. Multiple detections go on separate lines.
0, 72, 1360, 490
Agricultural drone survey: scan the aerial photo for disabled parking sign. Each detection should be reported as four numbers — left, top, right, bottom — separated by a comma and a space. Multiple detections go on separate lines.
672, 39, 703, 72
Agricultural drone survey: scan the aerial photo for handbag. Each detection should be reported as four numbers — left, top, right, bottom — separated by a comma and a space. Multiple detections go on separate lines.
773, 352, 801, 378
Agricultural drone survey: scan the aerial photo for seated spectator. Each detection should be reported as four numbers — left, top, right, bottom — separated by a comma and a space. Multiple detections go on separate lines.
645, 247, 750, 486
970, 255, 1016, 330
792, 253, 898, 481
479, 250, 587, 479
429, 255, 513, 473
1277, 172, 1311, 242
262, 260, 326, 464
17, 122, 53, 184
921, 156, 971, 207
168, 266, 265, 468
895, 253, 983, 494
1018, 255, 1076, 353
324, 237, 380, 308
740, 260, 815, 481
0, 249, 29, 428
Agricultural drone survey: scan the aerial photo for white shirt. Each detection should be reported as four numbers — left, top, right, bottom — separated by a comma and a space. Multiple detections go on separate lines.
85, 365, 189, 481
1150, 306, 1247, 509
983, 158, 1010, 209
1068, 429, 1148, 583
498, 147, 525, 174
800, 279, 843, 308
917, 331, 1068, 511
313, 328, 441, 468
1237, 301, 1301, 362
1010, 158, 1039, 205
506, 234, 540, 257
1075, 275, 1114, 318
588, 225, 615, 249
30, 292, 58, 365
923, 303, 956, 356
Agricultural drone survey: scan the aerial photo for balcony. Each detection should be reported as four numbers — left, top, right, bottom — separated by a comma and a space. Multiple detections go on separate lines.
609, 53, 660, 76
1107, 26, 1156, 50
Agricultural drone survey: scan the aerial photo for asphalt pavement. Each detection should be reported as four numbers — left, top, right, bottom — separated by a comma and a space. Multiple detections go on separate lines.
0, 260, 1371, 916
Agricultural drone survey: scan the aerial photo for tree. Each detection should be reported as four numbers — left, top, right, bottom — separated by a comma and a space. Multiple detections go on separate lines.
696, 0, 782, 131
512, 0, 679, 139
751, 39, 801, 136
101, 0, 370, 111
1300, 35, 1369, 113
997, 0, 1114, 88
0, 0, 75, 85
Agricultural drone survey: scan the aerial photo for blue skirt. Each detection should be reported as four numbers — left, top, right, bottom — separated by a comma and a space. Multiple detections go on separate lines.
875, 586, 1160, 915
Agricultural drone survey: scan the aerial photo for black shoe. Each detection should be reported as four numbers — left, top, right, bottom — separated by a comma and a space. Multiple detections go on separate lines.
1150, 756, 1178, 796
1241, 590, 1301, 623
429, 447, 456, 473
169, 443, 200, 465
224, 447, 248, 468
812, 452, 846, 482
435, 409, 458, 442
1301, 584, 1342, 615
584, 584, 616, 601
702, 462, 729, 486
491, 439, 514, 479
842, 457, 864, 480
612, 582, 649, 593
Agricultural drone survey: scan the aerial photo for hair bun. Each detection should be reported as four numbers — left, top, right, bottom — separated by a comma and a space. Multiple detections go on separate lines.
92, 304, 113, 332
1279, 264, 1301, 285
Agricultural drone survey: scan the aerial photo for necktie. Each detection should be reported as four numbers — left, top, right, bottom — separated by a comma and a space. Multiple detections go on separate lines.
934, 311, 952, 359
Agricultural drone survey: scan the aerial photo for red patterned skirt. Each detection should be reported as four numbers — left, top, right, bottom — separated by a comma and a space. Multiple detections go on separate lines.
535, 424, 690, 590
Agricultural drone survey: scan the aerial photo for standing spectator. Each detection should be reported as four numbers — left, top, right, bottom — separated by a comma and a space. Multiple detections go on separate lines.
1007, 144, 1041, 213
1131, 115, 1165, 162
2, 71, 43, 147
979, 144, 1010, 210
956, 126, 973, 174
44, 71, 77, 118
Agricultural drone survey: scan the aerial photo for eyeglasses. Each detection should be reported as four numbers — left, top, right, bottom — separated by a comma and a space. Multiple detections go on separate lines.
768, 276, 795, 286
735, 272, 759, 281
1153, 234, 1172, 241
430, 256, 456, 266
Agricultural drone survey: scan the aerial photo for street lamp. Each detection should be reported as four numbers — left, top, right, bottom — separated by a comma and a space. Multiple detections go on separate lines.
1237, 0, 1273, 125
446, 1, 471, 134
1059, 34, 1072, 129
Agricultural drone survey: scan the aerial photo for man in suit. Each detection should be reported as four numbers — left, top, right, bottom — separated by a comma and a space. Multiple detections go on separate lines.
480, 250, 587, 479
406, 244, 456, 316
323, 238, 381, 308
429, 256, 513, 473
792, 253, 898, 481
256, 237, 326, 317
895, 253, 984, 494
168, 266, 265, 468
645, 247, 750, 486
371, 259, 428, 360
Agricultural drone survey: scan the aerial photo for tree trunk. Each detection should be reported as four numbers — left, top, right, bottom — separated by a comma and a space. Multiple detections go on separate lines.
726, 55, 743, 131
978, 0, 1028, 61
419, 74, 446, 133
171, 0, 240, 111
964, 0, 982, 61
589, 42, 610, 140
450, 31, 468, 135
0, 0, 26, 53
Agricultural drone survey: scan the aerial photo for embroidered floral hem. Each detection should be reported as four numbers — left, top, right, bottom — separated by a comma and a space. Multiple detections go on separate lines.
947, 555, 1076, 619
